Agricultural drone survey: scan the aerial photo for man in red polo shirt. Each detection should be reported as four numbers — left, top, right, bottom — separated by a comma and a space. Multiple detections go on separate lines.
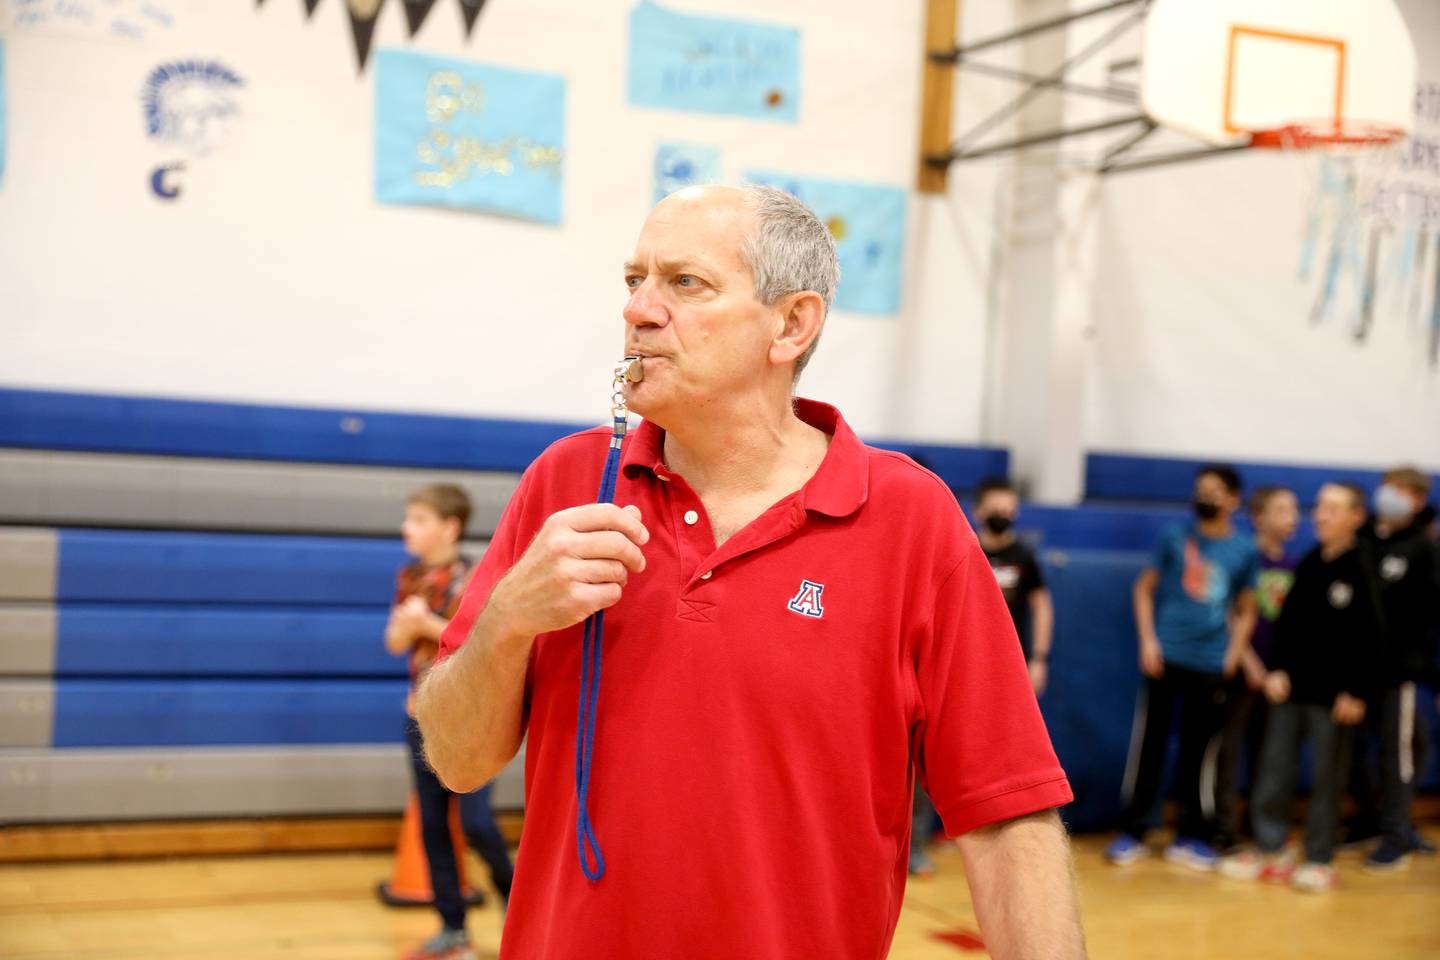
417, 185, 1083, 959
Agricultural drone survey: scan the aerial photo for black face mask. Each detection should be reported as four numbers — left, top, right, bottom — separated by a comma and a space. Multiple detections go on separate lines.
983, 515, 1014, 535
1193, 500, 1222, 521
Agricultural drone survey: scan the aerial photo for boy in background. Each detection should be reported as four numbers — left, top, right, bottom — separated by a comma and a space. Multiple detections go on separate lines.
1355, 467, 1439, 868
1106, 465, 1258, 870
1251, 483, 1383, 893
973, 478, 1054, 695
387, 484, 515, 960
1215, 486, 1300, 863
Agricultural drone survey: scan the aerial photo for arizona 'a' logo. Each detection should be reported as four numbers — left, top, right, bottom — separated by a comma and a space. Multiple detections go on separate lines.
787, 580, 826, 619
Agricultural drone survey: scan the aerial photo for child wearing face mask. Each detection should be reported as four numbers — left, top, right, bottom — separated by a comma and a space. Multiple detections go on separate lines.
1351, 467, 1440, 869
973, 478, 1054, 696
1105, 465, 1259, 871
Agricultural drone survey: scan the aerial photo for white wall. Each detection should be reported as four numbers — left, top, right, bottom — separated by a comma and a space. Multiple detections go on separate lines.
0, 0, 1020, 446
1080, 0, 1440, 469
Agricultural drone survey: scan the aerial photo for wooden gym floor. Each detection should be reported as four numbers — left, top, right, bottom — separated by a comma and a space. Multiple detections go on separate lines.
2, 831, 1438, 959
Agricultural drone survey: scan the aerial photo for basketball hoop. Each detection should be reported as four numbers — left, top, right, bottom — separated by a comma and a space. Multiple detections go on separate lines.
1141, 0, 1416, 153
1249, 122, 1406, 151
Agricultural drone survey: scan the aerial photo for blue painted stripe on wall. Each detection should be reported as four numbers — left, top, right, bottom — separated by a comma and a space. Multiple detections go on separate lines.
0, 387, 1007, 492
1085, 452, 1429, 506
55, 606, 403, 677
51, 679, 410, 747
55, 529, 405, 605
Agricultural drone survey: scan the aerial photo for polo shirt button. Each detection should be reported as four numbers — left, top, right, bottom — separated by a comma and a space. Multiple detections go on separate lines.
700, 570, 713, 580
683, 510, 699, 525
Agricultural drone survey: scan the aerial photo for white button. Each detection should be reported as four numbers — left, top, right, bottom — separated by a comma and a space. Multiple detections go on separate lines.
683, 510, 699, 525
656, 474, 670, 482
700, 570, 713, 580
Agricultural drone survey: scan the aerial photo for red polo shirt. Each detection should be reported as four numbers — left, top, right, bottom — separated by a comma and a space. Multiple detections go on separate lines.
438, 399, 1071, 959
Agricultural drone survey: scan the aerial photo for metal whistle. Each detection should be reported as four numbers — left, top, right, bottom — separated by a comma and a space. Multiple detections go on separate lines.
611, 356, 644, 420
617, 356, 644, 383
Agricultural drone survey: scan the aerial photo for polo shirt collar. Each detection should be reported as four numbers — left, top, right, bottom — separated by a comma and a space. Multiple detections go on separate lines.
620, 397, 868, 519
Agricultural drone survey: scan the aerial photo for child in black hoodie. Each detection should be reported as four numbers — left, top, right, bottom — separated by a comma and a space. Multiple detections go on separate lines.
1355, 466, 1440, 867
1250, 482, 1385, 893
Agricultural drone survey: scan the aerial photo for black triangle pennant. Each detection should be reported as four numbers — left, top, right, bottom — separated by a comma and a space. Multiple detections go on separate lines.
402, 0, 437, 37
304, 0, 321, 17
346, 0, 384, 72
458, 0, 487, 38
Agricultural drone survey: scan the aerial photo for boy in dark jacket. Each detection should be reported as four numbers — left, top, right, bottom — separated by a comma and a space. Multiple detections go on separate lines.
1355, 466, 1440, 868
1250, 483, 1385, 893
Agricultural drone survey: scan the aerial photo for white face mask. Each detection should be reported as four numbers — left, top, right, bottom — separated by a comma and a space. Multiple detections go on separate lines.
1374, 484, 1413, 522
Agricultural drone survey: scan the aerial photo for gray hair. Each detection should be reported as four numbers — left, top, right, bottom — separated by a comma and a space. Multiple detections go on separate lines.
739, 184, 840, 379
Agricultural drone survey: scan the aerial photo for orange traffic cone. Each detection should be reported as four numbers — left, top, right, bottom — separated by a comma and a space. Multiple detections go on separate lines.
377, 793, 487, 907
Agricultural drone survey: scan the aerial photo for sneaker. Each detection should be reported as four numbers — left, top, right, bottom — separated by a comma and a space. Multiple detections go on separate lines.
1364, 840, 1412, 872
1217, 848, 1262, 880
1257, 843, 1297, 883
1104, 834, 1149, 866
1290, 862, 1337, 893
403, 929, 477, 960
1407, 833, 1436, 856
1164, 838, 1219, 872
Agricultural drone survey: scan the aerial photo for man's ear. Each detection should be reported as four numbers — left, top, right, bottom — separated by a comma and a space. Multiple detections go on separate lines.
768, 291, 825, 369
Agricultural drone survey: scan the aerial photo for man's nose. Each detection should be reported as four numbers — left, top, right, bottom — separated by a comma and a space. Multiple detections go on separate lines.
623, 278, 669, 328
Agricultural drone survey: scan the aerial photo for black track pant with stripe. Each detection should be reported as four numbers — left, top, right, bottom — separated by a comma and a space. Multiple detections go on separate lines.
1119, 665, 1229, 844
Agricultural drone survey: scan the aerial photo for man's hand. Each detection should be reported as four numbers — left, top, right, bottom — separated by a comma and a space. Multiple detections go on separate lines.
1332, 692, 1366, 725
1263, 670, 1291, 704
485, 503, 649, 639
1139, 636, 1165, 679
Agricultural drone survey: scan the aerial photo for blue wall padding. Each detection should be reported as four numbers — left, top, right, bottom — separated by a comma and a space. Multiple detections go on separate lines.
56, 529, 405, 605
55, 606, 403, 678
0, 387, 586, 473
1036, 550, 1147, 832
51, 679, 410, 747
0, 387, 1008, 492
1085, 452, 1407, 506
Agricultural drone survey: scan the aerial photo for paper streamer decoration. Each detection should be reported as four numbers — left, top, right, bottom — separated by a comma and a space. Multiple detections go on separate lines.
745, 172, 907, 315
250, 3, 489, 72
627, 1, 799, 123
374, 49, 565, 224
653, 142, 721, 204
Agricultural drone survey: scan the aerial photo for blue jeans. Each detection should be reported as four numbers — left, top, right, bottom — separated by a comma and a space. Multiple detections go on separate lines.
405, 718, 515, 930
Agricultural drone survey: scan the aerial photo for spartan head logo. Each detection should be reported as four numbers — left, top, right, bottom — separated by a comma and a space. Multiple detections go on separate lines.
1328, 581, 1354, 610
1380, 555, 1408, 583
142, 60, 245, 157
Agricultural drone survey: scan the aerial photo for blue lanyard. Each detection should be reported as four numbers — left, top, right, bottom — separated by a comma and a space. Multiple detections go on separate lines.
575, 360, 640, 882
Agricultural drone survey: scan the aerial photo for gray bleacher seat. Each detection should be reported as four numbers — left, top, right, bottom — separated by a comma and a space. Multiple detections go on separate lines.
0, 744, 525, 822
0, 450, 520, 537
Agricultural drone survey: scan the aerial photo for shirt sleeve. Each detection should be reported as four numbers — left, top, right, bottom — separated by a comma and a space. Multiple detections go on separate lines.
1149, 526, 1177, 576
1234, 543, 1260, 597
1022, 546, 1046, 594
437, 469, 537, 662
914, 538, 1073, 837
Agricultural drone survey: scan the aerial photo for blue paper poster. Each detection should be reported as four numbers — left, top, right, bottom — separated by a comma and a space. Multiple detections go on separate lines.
746, 172, 907, 315
628, 1, 799, 123
653, 141, 721, 203
374, 49, 565, 224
